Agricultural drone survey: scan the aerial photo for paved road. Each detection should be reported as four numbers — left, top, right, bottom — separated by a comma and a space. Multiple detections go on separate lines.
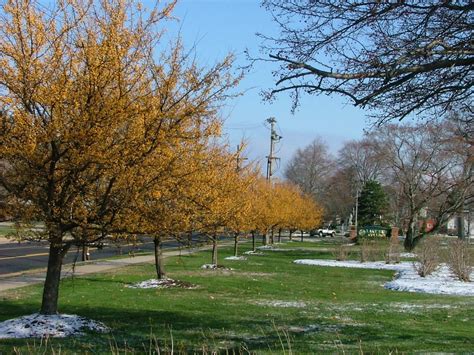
0, 236, 203, 276
0, 245, 214, 293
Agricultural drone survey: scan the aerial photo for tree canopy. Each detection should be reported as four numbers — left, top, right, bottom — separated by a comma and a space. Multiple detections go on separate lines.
260, 1, 473, 124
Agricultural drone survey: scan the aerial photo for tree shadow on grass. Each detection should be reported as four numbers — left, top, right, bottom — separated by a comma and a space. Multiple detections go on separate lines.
0, 300, 288, 353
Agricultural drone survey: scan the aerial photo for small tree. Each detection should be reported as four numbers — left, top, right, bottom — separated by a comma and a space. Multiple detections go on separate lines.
358, 180, 389, 226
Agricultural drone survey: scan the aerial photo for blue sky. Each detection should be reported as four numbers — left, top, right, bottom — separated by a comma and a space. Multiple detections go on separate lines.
163, 0, 370, 174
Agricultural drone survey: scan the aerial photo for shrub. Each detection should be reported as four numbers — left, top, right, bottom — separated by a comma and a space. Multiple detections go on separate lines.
333, 244, 351, 261
414, 237, 440, 277
447, 239, 472, 282
385, 239, 401, 264
359, 240, 384, 262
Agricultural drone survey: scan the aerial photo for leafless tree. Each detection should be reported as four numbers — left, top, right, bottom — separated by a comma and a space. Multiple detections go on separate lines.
338, 138, 384, 185
284, 137, 335, 216
259, 1, 473, 124
373, 122, 473, 250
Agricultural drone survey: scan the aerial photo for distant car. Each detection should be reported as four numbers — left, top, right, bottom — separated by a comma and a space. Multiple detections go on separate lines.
310, 228, 336, 237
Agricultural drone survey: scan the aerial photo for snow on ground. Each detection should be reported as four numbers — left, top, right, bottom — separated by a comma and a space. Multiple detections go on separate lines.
389, 302, 457, 312
200, 264, 233, 270
0, 313, 108, 339
243, 250, 264, 255
400, 252, 417, 258
256, 245, 275, 250
224, 256, 247, 261
294, 259, 412, 271
287, 324, 341, 334
255, 300, 307, 308
127, 278, 197, 289
385, 266, 474, 296
294, 259, 474, 296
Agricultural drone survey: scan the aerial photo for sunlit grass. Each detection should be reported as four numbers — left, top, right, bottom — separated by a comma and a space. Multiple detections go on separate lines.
1, 239, 473, 353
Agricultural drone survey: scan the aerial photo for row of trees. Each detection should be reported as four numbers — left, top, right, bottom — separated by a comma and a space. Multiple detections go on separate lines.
285, 120, 473, 250
0, 0, 321, 315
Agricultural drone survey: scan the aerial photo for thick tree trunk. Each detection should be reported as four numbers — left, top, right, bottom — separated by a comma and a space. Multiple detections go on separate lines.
278, 228, 282, 243
404, 213, 420, 251
154, 236, 166, 279
300, 230, 304, 242
252, 231, 256, 251
289, 230, 293, 241
40, 234, 69, 315
212, 236, 218, 265
233, 233, 239, 257
270, 228, 274, 244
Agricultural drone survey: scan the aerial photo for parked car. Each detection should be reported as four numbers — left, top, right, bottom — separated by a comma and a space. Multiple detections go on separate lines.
310, 227, 336, 237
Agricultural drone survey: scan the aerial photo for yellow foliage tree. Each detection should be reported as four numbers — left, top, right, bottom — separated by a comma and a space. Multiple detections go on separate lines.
0, 0, 239, 314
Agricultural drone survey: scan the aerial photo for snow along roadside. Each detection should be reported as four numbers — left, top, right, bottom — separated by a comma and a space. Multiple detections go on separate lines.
294, 259, 474, 296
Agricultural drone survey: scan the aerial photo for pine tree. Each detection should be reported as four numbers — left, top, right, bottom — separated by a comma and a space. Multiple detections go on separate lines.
358, 180, 388, 226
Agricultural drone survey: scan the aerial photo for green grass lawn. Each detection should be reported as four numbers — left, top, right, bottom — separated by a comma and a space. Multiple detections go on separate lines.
1, 239, 473, 353
0, 224, 16, 237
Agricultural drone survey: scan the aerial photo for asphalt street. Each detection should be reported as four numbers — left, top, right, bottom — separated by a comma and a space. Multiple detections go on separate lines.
0, 237, 201, 276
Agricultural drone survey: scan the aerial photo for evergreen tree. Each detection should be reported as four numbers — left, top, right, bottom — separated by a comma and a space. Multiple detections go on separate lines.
358, 180, 388, 226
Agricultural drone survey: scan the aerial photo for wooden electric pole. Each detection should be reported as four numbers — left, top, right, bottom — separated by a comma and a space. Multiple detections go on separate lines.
265, 117, 282, 181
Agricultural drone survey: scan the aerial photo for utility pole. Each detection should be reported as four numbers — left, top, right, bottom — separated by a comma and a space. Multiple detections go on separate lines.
236, 144, 247, 172
265, 117, 282, 181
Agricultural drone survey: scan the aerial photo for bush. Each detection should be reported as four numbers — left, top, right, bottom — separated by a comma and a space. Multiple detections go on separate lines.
385, 239, 401, 264
333, 244, 351, 261
414, 237, 440, 277
360, 240, 385, 262
447, 239, 472, 282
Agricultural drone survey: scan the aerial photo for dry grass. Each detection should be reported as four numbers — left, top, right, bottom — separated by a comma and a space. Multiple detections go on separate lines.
385, 240, 401, 264
447, 239, 472, 282
359, 240, 385, 262
332, 244, 351, 261
414, 237, 441, 277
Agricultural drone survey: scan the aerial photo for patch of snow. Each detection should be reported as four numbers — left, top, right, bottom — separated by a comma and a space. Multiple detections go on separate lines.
294, 259, 412, 271
287, 324, 341, 333
256, 245, 274, 250
224, 256, 247, 261
200, 264, 233, 270
243, 250, 264, 255
385, 265, 474, 296
294, 259, 474, 296
389, 302, 456, 313
256, 300, 307, 308
0, 313, 108, 339
400, 252, 417, 258
127, 278, 197, 289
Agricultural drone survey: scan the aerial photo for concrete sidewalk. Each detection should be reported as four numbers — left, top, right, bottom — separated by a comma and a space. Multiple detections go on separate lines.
0, 246, 206, 293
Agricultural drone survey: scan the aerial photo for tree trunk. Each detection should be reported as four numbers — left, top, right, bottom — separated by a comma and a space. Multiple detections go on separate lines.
300, 229, 304, 242
154, 236, 166, 279
40, 233, 69, 315
270, 228, 274, 244
81, 245, 90, 261
252, 231, 256, 251
289, 230, 293, 241
212, 236, 218, 265
404, 213, 420, 251
278, 228, 282, 243
233, 233, 239, 257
